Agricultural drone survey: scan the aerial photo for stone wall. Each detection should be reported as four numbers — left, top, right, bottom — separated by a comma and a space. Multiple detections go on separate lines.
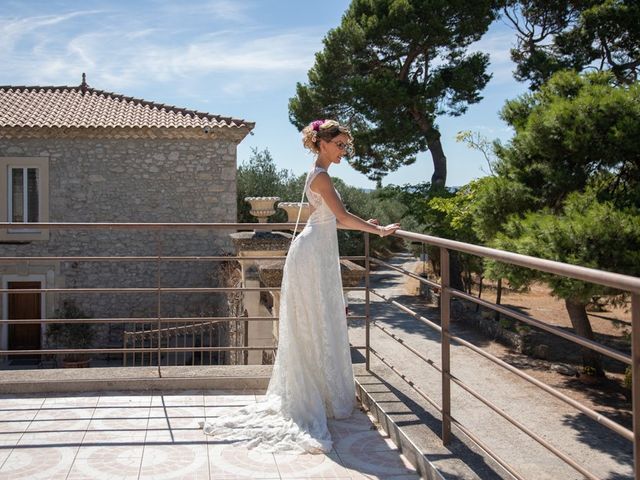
0, 136, 239, 352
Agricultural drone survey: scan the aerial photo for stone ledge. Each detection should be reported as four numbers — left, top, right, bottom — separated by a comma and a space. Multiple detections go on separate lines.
259, 259, 366, 287
0, 365, 271, 394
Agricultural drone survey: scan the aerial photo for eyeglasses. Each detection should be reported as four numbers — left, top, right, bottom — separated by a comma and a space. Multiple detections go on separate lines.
330, 140, 348, 151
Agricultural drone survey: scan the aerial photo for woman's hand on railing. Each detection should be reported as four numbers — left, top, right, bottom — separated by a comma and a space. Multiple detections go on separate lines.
376, 223, 401, 237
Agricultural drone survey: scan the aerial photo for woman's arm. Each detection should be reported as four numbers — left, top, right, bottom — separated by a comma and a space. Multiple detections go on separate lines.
311, 173, 399, 237
336, 218, 378, 230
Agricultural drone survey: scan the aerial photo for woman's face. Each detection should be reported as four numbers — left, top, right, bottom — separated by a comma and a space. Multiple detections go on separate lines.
321, 133, 349, 164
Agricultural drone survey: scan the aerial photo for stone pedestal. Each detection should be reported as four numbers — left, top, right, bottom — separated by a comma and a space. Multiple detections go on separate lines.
244, 197, 280, 223
278, 202, 310, 231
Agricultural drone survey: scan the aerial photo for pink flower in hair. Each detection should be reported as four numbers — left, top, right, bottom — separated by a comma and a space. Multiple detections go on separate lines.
311, 119, 325, 131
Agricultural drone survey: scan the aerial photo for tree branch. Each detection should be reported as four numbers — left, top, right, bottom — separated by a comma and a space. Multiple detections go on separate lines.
398, 47, 422, 81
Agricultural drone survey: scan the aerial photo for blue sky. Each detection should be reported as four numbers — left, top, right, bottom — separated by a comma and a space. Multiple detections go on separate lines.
0, 0, 529, 190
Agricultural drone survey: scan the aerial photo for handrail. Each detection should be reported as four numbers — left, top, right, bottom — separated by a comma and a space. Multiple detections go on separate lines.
0, 221, 299, 230
397, 229, 640, 294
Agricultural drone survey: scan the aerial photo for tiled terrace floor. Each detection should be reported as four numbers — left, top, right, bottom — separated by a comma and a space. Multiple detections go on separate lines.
0, 390, 420, 480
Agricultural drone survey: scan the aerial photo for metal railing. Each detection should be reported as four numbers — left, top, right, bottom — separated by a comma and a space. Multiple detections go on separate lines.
361, 229, 639, 480
1, 222, 638, 479
0, 222, 365, 372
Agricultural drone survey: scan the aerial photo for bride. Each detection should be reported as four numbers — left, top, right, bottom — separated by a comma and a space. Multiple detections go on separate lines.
200, 119, 400, 453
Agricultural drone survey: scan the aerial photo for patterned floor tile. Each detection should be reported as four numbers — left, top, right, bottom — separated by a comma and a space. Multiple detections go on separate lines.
151, 391, 204, 407
32, 406, 94, 421
75, 443, 144, 459
0, 407, 40, 423
82, 428, 147, 446
0, 396, 45, 409
328, 411, 375, 432
42, 394, 99, 408
18, 429, 86, 447
337, 450, 417, 478
203, 393, 256, 408
0, 420, 31, 435
91, 405, 150, 420
0, 446, 13, 467
203, 405, 231, 419
138, 443, 209, 479
145, 418, 208, 444
68, 445, 143, 479
26, 409, 93, 437
331, 428, 397, 454
0, 445, 79, 480
97, 393, 153, 407
0, 435, 22, 450
88, 415, 149, 433
208, 443, 279, 479
151, 406, 205, 430
274, 451, 351, 478
0, 392, 421, 480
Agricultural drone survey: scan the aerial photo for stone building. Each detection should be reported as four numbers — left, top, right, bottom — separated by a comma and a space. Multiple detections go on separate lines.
0, 77, 254, 366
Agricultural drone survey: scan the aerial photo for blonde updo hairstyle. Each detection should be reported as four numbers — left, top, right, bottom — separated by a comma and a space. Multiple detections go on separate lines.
302, 119, 353, 155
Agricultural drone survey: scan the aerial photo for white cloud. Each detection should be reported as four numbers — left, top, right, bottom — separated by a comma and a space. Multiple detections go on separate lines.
0, 4, 321, 95
0, 11, 102, 54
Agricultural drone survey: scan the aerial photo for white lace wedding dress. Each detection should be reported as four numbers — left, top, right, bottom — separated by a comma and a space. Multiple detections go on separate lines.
200, 165, 356, 453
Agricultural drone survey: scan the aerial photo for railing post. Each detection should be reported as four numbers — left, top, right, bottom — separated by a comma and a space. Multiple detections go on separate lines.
632, 293, 639, 480
156, 230, 162, 376
440, 247, 452, 445
365, 232, 371, 371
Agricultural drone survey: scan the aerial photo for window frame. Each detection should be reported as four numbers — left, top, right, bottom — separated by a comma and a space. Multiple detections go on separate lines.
0, 157, 49, 241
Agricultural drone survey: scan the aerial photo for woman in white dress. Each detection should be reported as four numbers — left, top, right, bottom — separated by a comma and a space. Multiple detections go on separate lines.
200, 119, 400, 453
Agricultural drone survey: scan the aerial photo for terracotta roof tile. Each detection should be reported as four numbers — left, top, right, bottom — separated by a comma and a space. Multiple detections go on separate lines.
0, 83, 254, 131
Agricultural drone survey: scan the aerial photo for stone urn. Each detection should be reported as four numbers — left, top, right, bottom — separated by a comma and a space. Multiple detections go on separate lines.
245, 196, 280, 223
278, 202, 310, 230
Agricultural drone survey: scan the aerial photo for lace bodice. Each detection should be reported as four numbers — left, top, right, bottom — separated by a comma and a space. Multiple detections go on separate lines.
305, 166, 339, 224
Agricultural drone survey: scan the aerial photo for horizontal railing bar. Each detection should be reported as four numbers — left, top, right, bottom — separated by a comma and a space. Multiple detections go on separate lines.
369, 347, 442, 414
0, 287, 278, 294
449, 372, 600, 480
369, 258, 440, 290
370, 288, 442, 333
449, 288, 631, 365
1, 346, 277, 355
447, 331, 634, 442
0, 286, 365, 294
373, 322, 441, 373
0, 255, 366, 263
1, 316, 278, 325
396, 230, 640, 294
1, 316, 363, 325
450, 417, 525, 480
0, 222, 301, 230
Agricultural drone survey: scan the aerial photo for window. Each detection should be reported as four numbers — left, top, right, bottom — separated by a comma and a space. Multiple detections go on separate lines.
0, 157, 49, 241
10, 167, 40, 223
